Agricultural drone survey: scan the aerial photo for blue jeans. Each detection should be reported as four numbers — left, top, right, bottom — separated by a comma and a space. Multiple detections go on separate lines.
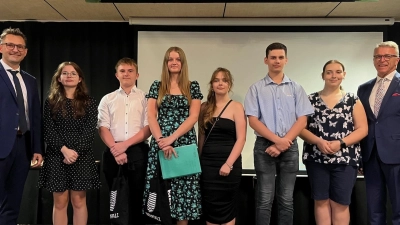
254, 137, 299, 225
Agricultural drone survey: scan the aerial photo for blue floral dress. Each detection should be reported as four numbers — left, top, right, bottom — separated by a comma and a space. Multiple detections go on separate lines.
143, 80, 203, 220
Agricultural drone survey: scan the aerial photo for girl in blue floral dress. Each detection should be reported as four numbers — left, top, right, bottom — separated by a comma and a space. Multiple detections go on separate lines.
143, 46, 203, 224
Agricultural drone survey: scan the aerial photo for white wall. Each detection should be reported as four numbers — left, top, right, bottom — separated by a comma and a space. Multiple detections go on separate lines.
137, 31, 382, 171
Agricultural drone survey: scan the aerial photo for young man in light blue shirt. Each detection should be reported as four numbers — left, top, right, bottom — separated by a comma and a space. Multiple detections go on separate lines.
244, 42, 314, 225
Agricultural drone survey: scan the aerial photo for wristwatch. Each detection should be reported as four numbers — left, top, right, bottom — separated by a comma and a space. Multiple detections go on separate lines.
339, 139, 347, 149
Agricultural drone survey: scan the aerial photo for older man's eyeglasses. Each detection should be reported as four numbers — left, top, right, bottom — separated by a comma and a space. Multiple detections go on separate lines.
1, 42, 26, 51
61, 71, 78, 77
373, 54, 399, 61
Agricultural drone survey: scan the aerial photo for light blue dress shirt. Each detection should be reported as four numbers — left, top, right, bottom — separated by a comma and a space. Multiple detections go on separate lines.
244, 74, 314, 138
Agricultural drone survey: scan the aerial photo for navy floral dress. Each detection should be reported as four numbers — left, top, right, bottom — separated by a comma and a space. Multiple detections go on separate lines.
303, 92, 361, 167
143, 80, 203, 220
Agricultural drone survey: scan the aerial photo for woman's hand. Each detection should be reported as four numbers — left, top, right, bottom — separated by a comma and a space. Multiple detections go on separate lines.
61, 147, 78, 164
157, 136, 176, 149
329, 140, 341, 154
220, 163, 231, 176
316, 139, 334, 155
161, 146, 177, 159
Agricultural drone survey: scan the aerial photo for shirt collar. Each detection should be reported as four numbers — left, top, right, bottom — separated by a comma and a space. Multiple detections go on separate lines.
263, 73, 291, 86
118, 85, 137, 94
376, 70, 396, 83
0, 59, 21, 73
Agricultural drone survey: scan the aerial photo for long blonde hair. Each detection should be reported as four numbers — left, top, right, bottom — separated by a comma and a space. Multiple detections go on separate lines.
157, 47, 191, 106
199, 67, 233, 134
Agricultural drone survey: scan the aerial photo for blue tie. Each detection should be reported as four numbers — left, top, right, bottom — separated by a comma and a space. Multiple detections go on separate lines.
8, 70, 28, 133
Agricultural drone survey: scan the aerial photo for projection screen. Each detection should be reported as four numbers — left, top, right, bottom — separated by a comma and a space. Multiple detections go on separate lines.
137, 31, 382, 171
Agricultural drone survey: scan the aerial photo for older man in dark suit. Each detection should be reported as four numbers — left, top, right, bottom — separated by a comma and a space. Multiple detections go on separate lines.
357, 41, 400, 225
0, 28, 43, 225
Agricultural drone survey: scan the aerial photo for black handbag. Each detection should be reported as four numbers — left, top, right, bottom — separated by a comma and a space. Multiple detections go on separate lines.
109, 166, 129, 225
144, 158, 173, 225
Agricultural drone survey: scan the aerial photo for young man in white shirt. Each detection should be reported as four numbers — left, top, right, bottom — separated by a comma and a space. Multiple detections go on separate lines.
98, 57, 151, 224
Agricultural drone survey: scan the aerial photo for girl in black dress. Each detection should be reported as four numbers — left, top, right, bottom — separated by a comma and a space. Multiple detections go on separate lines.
38, 62, 100, 225
198, 67, 247, 225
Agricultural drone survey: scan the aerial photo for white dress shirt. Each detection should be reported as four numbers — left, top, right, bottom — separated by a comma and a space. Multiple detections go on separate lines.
98, 86, 148, 142
1, 59, 30, 129
369, 70, 397, 112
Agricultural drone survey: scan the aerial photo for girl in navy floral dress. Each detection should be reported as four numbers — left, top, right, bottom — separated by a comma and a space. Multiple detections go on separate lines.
300, 60, 368, 225
143, 46, 203, 224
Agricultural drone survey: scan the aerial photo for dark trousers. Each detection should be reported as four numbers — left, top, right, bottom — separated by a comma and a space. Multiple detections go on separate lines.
0, 133, 31, 225
103, 142, 149, 225
364, 145, 400, 225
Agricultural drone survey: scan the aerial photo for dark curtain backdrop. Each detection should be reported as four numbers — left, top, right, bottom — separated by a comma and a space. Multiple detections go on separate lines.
0, 21, 137, 159
0, 21, 137, 224
0, 21, 399, 224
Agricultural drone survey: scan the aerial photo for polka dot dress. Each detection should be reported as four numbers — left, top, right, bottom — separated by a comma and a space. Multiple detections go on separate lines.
38, 96, 101, 192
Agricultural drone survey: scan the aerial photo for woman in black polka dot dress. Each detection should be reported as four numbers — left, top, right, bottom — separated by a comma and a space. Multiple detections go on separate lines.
38, 62, 100, 225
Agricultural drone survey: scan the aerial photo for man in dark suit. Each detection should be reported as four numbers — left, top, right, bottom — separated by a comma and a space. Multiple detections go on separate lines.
357, 41, 400, 225
0, 28, 43, 225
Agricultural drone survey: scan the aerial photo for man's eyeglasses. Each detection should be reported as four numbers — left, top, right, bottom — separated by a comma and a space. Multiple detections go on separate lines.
373, 54, 399, 61
61, 72, 78, 77
1, 42, 26, 51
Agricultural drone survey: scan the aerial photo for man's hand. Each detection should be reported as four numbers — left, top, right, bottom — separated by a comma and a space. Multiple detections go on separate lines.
266, 145, 281, 157
114, 153, 128, 165
275, 137, 293, 152
31, 153, 43, 168
110, 142, 128, 157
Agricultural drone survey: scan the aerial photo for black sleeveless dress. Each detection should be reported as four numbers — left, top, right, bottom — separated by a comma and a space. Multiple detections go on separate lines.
200, 118, 242, 224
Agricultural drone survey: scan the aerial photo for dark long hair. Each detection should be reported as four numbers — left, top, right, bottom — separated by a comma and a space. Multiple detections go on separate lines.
48, 61, 89, 119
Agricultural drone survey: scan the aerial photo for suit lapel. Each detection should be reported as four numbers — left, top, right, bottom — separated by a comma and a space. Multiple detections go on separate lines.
0, 63, 18, 103
378, 72, 400, 118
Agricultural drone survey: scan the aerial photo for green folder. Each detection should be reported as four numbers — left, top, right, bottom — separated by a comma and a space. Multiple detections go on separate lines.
158, 144, 201, 179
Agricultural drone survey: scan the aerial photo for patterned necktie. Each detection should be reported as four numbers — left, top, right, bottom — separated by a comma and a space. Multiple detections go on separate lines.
374, 78, 386, 117
8, 70, 28, 133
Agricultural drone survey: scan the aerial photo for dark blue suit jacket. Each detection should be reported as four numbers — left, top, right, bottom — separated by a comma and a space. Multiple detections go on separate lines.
0, 63, 42, 158
357, 72, 400, 164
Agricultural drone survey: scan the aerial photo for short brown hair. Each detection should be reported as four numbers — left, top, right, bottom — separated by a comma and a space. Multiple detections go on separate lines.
115, 57, 138, 71
266, 42, 287, 57
0, 28, 27, 45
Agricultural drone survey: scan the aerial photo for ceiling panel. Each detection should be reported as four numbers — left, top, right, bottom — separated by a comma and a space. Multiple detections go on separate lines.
329, 0, 400, 20
0, 0, 65, 21
225, 3, 339, 17
46, 0, 123, 21
115, 3, 225, 19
